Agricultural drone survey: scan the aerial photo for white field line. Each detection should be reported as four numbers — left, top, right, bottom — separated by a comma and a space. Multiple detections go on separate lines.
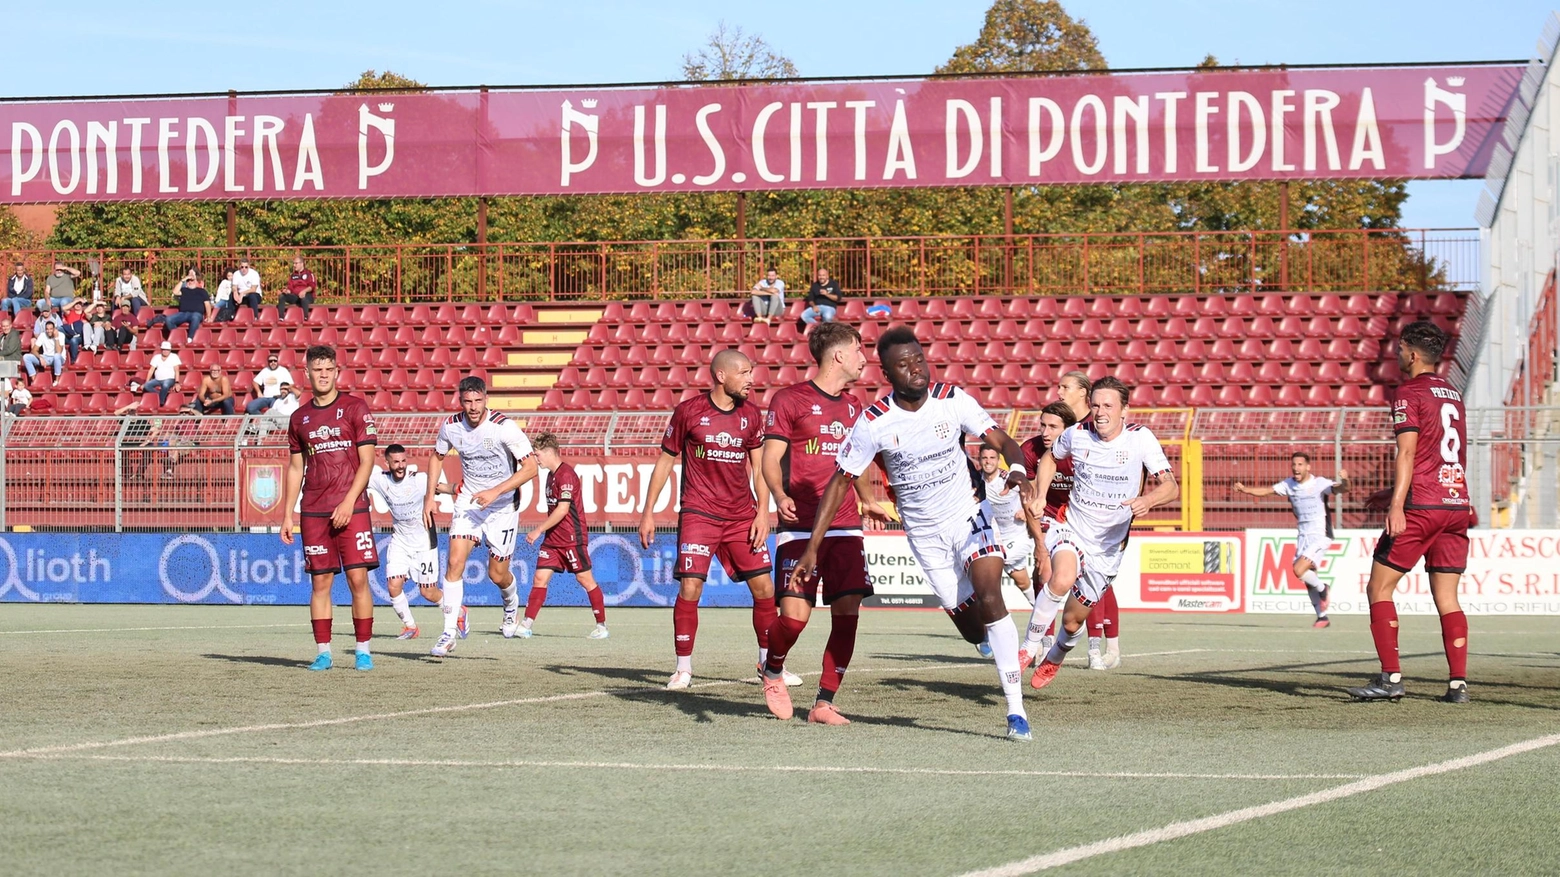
958, 732, 1560, 877
0, 623, 300, 635
5, 752, 1367, 781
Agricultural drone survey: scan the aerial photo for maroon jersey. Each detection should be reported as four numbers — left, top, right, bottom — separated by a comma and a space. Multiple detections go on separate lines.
287, 393, 377, 517
287, 269, 316, 296
1391, 372, 1470, 510
1020, 433, 1078, 522
543, 461, 588, 548
765, 381, 864, 532
662, 392, 764, 521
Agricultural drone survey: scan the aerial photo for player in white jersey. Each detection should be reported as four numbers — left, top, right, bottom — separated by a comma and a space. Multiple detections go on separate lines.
790, 327, 1039, 741
1027, 377, 1179, 691
979, 446, 1034, 600
1235, 453, 1349, 628
421, 376, 538, 658
367, 443, 454, 639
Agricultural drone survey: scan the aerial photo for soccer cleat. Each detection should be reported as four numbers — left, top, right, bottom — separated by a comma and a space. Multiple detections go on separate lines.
431, 632, 458, 658
501, 610, 519, 638
762, 673, 794, 721
1439, 684, 1471, 704
1313, 617, 1331, 629
307, 652, 332, 671
1318, 588, 1330, 616
1006, 714, 1033, 741
975, 638, 994, 659
1087, 650, 1106, 671
1101, 649, 1121, 670
1347, 673, 1406, 702
588, 623, 610, 640
456, 606, 469, 639
808, 702, 851, 725
1017, 648, 1034, 669
666, 670, 693, 690
758, 663, 805, 687
355, 651, 374, 671
1030, 658, 1062, 690
514, 625, 534, 639
396, 625, 420, 640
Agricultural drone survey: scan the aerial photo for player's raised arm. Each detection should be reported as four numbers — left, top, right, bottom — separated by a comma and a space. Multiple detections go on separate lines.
640, 450, 678, 549
1332, 468, 1351, 495
1233, 481, 1277, 497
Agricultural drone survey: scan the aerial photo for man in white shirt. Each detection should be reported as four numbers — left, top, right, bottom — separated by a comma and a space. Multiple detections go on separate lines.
1026, 376, 1179, 690
368, 443, 450, 639
246, 353, 295, 414
980, 446, 1033, 600
750, 268, 786, 324
1235, 454, 1350, 628
143, 341, 182, 406
268, 383, 302, 421
233, 259, 263, 318
23, 322, 67, 379
113, 267, 147, 316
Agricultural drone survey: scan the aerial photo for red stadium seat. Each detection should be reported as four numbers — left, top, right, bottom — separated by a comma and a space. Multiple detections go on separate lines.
619, 389, 649, 410
1014, 386, 1043, 408
1184, 339, 1213, 362
1188, 317, 1221, 341
1197, 362, 1226, 384
1285, 294, 1315, 315
923, 300, 950, 320
1132, 318, 1161, 340
1160, 317, 1189, 340
1036, 341, 1064, 362
1170, 296, 1200, 318
1245, 385, 1274, 406
1157, 384, 1186, 407
580, 367, 607, 389
1371, 293, 1399, 315
1103, 317, 1131, 340
1363, 384, 1387, 406
951, 299, 979, 320
1235, 338, 1265, 361
607, 367, 634, 389
1170, 361, 1197, 384
1216, 317, 1246, 339
1200, 296, 1228, 317
1276, 385, 1304, 406
1144, 296, 1172, 317
1060, 297, 1088, 317
1086, 297, 1113, 318
1287, 362, 1315, 384
1228, 361, 1256, 384
537, 389, 565, 410
1113, 362, 1138, 383
1065, 340, 1092, 363
1116, 297, 1145, 318
1256, 361, 1285, 384
1296, 338, 1325, 361
1123, 339, 1150, 361
650, 388, 677, 409
1188, 385, 1216, 407
1267, 338, 1296, 361
623, 345, 651, 367
1140, 362, 1168, 384
990, 319, 1018, 341
1025, 363, 1053, 385
1032, 298, 1061, 319
1084, 362, 1108, 382
1094, 340, 1122, 361
1275, 316, 1304, 338
1303, 385, 1334, 407
1256, 295, 1286, 316
1076, 318, 1104, 340
985, 387, 1013, 408
952, 341, 979, 363
997, 362, 1025, 386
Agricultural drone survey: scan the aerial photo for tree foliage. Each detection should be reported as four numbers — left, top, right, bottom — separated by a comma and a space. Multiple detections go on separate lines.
939, 0, 1105, 74
682, 21, 799, 82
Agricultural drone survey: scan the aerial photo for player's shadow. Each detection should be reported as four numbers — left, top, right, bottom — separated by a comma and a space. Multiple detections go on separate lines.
539, 663, 668, 687
876, 675, 1001, 706
867, 652, 990, 666
203, 653, 310, 669
846, 712, 1004, 740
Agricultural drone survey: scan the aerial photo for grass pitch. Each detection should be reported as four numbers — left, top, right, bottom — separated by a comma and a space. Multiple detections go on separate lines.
1, 605, 1557, 876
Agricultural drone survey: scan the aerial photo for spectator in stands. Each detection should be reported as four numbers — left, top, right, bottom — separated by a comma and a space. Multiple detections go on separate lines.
113, 267, 147, 315
213, 268, 237, 322
267, 381, 302, 422
83, 302, 110, 354
801, 267, 843, 330
750, 268, 786, 324
233, 259, 262, 317
42, 262, 81, 311
194, 364, 235, 415
3, 376, 30, 416
23, 321, 67, 379
3, 263, 33, 316
280, 256, 316, 319
246, 353, 294, 414
164, 270, 213, 339
59, 301, 87, 363
0, 315, 21, 366
143, 340, 182, 406
108, 301, 140, 352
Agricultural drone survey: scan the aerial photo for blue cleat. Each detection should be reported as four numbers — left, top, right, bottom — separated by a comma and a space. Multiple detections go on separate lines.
975, 638, 994, 659
1006, 714, 1033, 741
355, 651, 374, 671
307, 652, 333, 672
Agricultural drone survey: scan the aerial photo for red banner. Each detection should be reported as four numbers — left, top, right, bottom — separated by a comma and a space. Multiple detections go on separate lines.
3, 65, 1521, 203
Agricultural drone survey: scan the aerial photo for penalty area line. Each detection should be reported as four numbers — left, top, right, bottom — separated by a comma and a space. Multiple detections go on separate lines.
956, 732, 1560, 877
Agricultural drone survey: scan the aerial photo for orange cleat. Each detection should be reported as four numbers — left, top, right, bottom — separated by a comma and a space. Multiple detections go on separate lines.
1030, 658, 1062, 690
396, 625, 420, 640
807, 701, 851, 725
762, 672, 794, 720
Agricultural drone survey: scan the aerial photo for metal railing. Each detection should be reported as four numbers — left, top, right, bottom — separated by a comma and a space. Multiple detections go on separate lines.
4, 228, 1478, 305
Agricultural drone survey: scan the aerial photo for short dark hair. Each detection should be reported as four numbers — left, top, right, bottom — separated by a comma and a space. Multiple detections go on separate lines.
1399, 320, 1449, 362
532, 431, 561, 452
458, 375, 487, 397
385, 443, 407, 456
809, 321, 862, 365
1041, 400, 1077, 428
1092, 376, 1130, 407
1292, 451, 1311, 464
305, 345, 336, 366
875, 325, 921, 362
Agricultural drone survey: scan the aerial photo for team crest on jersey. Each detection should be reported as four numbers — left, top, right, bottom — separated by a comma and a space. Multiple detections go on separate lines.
740, 416, 749, 430
1115, 450, 1129, 465
934, 420, 952, 441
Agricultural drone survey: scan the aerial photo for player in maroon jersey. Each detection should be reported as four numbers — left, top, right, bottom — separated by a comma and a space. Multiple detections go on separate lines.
1348, 321, 1473, 703
758, 322, 889, 724
280, 345, 380, 672
639, 349, 784, 690
520, 432, 609, 640
1016, 401, 1081, 668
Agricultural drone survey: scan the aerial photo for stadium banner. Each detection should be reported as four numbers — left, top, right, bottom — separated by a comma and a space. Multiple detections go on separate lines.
2, 65, 1521, 203
862, 531, 1243, 612
1245, 528, 1560, 615
0, 530, 755, 608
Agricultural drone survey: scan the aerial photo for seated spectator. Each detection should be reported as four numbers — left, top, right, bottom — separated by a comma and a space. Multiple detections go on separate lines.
83, 302, 111, 353
113, 267, 147, 315
233, 259, 262, 318
0, 315, 21, 365
2, 263, 33, 316
245, 353, 294, 414
143, 340, 182, 406
41, 262, 81, 311
268, 382, 303, 422
164, 270, 213, 339
280, 256, 316, 319
59, 301, 87, 363
750, 268, 786, 325
801, 267, 843, 330
23, 321, 68, 379
194, 364, 235, 415
3, 376, 31, 416
213, 269, 238, 322
108, 301, 141, 352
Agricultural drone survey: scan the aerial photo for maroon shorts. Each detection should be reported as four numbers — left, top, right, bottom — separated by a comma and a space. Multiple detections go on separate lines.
537, 541, 591, 574
676, 513, 771, 582
300, 509, 379, 576
776, 535, 872, 605
1374, 508, 1471, 575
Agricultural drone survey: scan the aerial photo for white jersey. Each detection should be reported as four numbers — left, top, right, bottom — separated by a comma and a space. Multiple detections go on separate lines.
1274, 476, 1335, 538
435, 410, 534, 512
836, 384, 995, 537
1050, 422, 1172, 553
983, 471, 1025, 541
368, 466, 430, 548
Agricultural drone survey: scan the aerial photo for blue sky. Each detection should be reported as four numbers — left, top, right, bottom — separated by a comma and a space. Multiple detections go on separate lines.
5, 0, 1556, 228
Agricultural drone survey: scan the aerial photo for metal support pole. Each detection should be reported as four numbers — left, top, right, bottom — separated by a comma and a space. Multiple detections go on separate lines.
1333, 406, 1346, 533
1278, 181, 1289, 292
0, 416, 8, 531
477, 197, 489, 301
233, 419, 245, 532
114, 416, 131, 533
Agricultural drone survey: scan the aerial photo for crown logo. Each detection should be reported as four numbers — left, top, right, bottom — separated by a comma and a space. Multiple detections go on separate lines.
581, 98, 598, 108
377, 103, 395, 112
1446, 77, 1465, 87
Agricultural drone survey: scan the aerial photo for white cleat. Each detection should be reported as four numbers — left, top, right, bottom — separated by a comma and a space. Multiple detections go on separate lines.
588, 623, 610, 640
514, 625, 534, 639
501, 610, 519, 638
1102, 649, 1121, 670
666, 670, 693, 690
431, 632, 458, 657
1087, 650, 1107, 671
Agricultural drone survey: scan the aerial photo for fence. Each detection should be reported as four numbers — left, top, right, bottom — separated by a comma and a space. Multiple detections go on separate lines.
3, 407, 1554, 534
6, 229, 1478, 306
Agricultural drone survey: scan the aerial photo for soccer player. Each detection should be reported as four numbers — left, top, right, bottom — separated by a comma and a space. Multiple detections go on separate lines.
421, 376, 538, 658
979, 446, 1034, 600
280, 345, 380, 672
759, 322, 887, 724
1016, 401, 1080, 668
1348, 321, 1473, 703
1025, 377, 1179, 690
790, 327, 1038, 740
520, 431, 610, 640
639, 349, 792, 691
367, 443, 451, 639
1234, 454, 1350, 628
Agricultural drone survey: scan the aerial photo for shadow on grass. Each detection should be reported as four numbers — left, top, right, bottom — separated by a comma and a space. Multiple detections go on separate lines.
539, 663, 667, 687
203, 653, 308, 669
865, 652, 990, 667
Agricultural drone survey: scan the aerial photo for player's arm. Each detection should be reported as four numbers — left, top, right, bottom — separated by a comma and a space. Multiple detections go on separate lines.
1386, 432, 1416, 537
1233, 481, 1276, 497
761, 437, 796, 525
279, 450, 304, 545
747, 446, 771, 551
1127, 468, 1180, 517
853, 471, 890, 524
474, 454, 538, 510
331, 441, 376, 529
528, 499, 570, 544
639, 451, 678, 549
1332, 469, 1350, 495
422, 448, 448, 526
787, 469, 856, 588
1023, 450, 1058, 543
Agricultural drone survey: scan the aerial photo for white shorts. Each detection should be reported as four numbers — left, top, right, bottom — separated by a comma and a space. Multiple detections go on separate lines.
906, 501, 1004, 611
1043, 520, 1121, 607
1000, 533, 1033, 575
383, 538, 438, 585
449, 503, 520, 558
1296, 531, 1330, 567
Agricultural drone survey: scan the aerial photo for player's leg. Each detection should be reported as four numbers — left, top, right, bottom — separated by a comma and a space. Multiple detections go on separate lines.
484, 511, 522, 637
520, 566, 554, 638
433, 533, 475, 656
1032, 592, 1092, 689
1085, 599, 1106, 669
966, 551, 1029, 739
1426, 514, 1471, 702
811, 592, 864, 725
721, 519, 779, 671
301, 515, 340, 670
669, 516, 717, 688
764, 541, 815, 716
307, 571, 337, 670
384, 542, 419, 637
336, 511, 379, 670
1350, 514, 1435, 700
578, 567, 609, 638
1293, 552, 1330, 627
1019, 541, 1078, 666
1095, 587, 1123, 669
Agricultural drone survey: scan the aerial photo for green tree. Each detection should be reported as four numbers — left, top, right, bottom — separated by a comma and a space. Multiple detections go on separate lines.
938, 0, 1106, 74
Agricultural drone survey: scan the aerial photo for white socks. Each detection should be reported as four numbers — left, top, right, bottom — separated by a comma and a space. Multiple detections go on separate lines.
1300, 570, 1324, 590
676, 655, 693, 673
500, 584, 519, 613
1021, 588, 1067, 653
441, 578, 465, 634
1048, 623, 1084, 663
985, 616, 1025, 717
390, 591, 414, 626
316, 641, 331, 655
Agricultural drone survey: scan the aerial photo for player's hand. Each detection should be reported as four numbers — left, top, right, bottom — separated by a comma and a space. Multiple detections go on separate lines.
330, 499, 355, 529
788, 545, 820, 590
775, 494, 798, 524
860, 501, 891, 525
1337, 468, 1349, 482
639, 512, 656, 549
1122, 496, 1153, 517
422, 498, 437, 528
1233, 481, 1246, 494
1035, 550, 1051, 586
749, 516, 768, 553
526, 527, 544, 545
1387, 505, 1407, 537
473, 488, 500, 509
279, 514, 294, 545
1007, 470, 1036, 506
